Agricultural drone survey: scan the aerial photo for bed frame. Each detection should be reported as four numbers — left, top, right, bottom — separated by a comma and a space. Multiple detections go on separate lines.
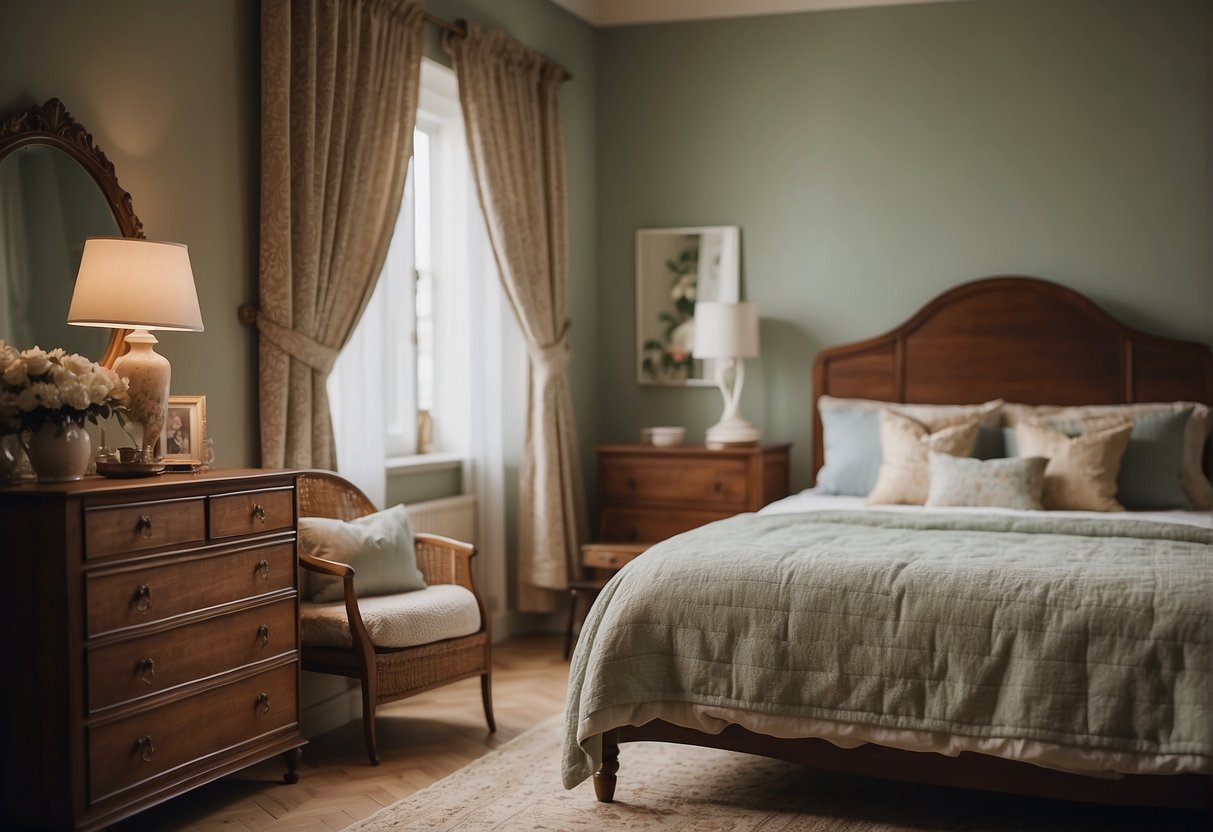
593, 276, 1213, 812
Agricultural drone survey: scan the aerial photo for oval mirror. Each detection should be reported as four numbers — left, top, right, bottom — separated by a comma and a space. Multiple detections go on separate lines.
0, 99, 145, 366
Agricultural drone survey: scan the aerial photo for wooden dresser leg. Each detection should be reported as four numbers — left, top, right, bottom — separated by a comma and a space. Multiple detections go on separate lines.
282, 747, 302, 784
592, 730, 619, 803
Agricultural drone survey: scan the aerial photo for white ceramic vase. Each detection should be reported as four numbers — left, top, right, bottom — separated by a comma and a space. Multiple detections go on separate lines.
0, 434, 23, 482
24, 422, 92, 482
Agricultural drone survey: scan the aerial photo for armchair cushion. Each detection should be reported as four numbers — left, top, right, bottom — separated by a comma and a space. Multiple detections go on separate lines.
300, 585, 481, 649
300, 504, 426, 602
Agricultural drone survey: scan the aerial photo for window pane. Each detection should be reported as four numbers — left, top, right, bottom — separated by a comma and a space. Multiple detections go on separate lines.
413, 129, 431, 273
416, 269, 434, 411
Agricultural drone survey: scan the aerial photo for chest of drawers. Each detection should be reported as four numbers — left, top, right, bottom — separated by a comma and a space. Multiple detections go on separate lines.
0, 469, 306, 831
595, 443, 791, 542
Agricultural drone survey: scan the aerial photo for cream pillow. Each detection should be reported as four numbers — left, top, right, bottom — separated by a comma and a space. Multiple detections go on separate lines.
926, 453, 1048, 510
1015, 420, 1133, 511
300, 504, 427, 602
1005, 401, 1212, 509
867, 411, 980, 505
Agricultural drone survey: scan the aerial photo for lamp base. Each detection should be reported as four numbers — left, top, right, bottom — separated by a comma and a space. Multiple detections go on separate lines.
705, 418, 761, 449
112, 329, 170, 462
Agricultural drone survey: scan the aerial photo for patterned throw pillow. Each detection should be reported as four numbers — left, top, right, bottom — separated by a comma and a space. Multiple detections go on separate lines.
1015, 420, 1133, 512
867, 411, 980, 505
926, 452, 1048, 510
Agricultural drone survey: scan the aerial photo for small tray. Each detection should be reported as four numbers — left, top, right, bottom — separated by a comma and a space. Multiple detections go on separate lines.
96, 460, 167, 479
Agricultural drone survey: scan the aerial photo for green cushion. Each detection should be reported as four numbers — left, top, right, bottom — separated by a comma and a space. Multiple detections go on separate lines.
300, 504, 427, 602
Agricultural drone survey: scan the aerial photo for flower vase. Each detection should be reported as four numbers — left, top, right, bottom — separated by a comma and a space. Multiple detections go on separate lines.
0, 434, 23, 482
24, 423, 92, 483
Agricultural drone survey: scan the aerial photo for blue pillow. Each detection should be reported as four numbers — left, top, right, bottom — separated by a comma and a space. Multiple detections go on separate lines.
816, 407, 881, 495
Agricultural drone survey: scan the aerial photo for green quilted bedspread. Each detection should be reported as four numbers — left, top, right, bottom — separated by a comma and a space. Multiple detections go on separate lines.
562, 511, 1213, 787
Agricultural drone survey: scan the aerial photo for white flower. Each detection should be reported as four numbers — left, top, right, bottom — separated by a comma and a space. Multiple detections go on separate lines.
85, 370, 114, 402
2, 359, 27, 387
16, 387, 40, 412
666, 320, 696, 363
670, 274, 697, 302
0, 341, 17, 373
62, 353, 93, 376
23, 349, 51, 376
32, 382, 62, 410
60, 376, 89, 410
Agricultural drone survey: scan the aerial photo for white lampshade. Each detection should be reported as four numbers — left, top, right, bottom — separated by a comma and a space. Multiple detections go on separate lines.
691, 301, 759, 359
68, 237, 204, 332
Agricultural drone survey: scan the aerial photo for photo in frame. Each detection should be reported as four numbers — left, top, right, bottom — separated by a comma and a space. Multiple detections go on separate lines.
636, 226, 741, 386
161, 394, 206, 464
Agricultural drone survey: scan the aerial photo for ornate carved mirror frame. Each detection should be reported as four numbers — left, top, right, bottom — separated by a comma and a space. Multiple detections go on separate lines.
0, 97, 145, 366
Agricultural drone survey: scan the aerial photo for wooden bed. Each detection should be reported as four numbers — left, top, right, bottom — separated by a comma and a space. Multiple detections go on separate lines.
591, 275, 1213, 812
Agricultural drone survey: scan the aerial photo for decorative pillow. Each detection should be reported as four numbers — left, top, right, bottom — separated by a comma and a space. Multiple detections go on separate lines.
1015, 420, 1132, 511
1006, 401, 1212, 509
1048, 409, 1193, 511
866, 411, 980, 505
926, 452, 1048, 510
816, 396, 1002, 496
300, 504, 427, 602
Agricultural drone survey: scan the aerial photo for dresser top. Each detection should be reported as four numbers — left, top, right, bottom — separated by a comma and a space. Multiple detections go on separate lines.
0, 468, 295, 497
595, 442, 791, 456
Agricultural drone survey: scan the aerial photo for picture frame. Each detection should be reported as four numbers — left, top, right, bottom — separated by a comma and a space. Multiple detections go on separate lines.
636, 226, 741, 386
162, 394, 206, 465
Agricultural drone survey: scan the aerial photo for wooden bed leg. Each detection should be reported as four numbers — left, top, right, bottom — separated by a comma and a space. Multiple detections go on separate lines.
593, 730, 619, 803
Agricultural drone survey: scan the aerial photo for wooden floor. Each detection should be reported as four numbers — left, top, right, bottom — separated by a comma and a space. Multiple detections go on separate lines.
115, 635, 569, 832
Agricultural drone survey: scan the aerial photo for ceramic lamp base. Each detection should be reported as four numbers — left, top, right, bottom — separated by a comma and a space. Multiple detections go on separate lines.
112, 329, 170, 462
705, 418, 761, 448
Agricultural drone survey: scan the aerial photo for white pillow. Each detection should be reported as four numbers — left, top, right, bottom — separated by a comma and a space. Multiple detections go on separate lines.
867, 411, 980, 505
300, 504, 427, 602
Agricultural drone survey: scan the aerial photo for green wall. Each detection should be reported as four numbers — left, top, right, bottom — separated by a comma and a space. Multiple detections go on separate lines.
596, 0, 1212, 491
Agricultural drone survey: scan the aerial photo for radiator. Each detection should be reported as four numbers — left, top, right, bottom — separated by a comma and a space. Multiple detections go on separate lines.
406, 494, 477, 543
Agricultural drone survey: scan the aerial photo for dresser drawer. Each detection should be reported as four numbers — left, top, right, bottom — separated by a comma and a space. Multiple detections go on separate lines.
88, 598, 297, 712
599, 507, 732, 542
87, 542, 295, 637
209, 487, 294, 539
88, 662, 298, 803
601, 457, 749, 507
582, 542, 649, 570
85, 498, 207, 559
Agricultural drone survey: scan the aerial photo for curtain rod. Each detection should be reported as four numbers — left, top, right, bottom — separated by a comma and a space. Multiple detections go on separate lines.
421, 10, 466, 37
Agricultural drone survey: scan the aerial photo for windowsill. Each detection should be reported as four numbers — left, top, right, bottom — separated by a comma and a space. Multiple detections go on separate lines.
386, 451, 464, 476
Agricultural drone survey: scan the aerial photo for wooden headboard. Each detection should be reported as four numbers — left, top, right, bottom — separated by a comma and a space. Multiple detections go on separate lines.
811, 276, 1213, 482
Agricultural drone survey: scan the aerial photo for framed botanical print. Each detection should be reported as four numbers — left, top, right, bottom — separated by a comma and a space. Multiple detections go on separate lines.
636, 225, 740, 386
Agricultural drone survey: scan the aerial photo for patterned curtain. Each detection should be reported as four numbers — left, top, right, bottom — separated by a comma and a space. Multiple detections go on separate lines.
258, 0, 425, 468
444, 23, 588, 612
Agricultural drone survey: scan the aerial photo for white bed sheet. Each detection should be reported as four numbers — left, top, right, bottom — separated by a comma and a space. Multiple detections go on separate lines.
761, 488, 1213, 529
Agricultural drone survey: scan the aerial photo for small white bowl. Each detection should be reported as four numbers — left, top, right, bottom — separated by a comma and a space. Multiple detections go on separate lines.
643, 426, 686, 447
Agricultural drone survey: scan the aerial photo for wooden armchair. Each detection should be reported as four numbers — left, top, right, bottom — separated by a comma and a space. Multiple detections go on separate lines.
295, 471, 495, 765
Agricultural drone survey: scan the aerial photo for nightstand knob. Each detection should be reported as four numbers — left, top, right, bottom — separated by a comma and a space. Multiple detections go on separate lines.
256, 559, 271, 581
252, 503, 266, 524
136, 735, 155, 762
138, 657, 156, 684
134, 514, 153, 539
713, 481, 723, 493
257, 624, 270, 646
133, 584, 153, 613
255, 692, 271, 714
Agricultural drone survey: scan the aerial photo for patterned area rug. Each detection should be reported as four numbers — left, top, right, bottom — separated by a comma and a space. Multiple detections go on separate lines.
345, 716, 1202, 831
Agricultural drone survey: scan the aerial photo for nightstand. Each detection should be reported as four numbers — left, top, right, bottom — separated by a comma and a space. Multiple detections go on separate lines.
595, 442, 792, 542
565, 542, 650, 660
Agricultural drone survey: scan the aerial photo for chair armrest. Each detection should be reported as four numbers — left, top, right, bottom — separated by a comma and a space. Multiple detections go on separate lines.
414, 533, 477, 590
299, 552, 354, 578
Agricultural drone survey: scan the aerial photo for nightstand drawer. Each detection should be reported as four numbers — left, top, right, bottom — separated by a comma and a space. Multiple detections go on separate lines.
88, 662, 298, 803
600, 457, 748, 507
85, 498, 207, 559
88, 598, 297, 712
599, 507, 732, 542
86, 542, 295, 637
209, 487, 294, 539
582, 542, 649, 570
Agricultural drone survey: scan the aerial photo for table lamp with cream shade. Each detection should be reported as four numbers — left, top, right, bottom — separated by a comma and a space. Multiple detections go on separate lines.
67, 238, 204, 461
691, 301, 761, 447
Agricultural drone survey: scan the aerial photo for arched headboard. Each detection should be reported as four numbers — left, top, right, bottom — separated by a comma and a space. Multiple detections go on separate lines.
811, 276, 1213, 481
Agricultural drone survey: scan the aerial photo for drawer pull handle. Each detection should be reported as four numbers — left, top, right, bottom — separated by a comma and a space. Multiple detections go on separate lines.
713, 481, 723, 493
252, 503, 267, 524
138, 657, 156, 684
256, 559, 271, 581
257, 624, 270, 646
255, 692, 271, 714
136, 735, 155, 762
134, 584, 153, 613
134, 514, 153, 539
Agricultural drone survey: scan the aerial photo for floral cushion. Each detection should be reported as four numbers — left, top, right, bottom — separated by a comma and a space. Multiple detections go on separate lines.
866, 411, 980, 506
925, 452, 1048, 510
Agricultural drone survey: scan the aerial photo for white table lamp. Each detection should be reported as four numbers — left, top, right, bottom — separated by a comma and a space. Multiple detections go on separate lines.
68, 238, 204, 460
692, 301, 761, 447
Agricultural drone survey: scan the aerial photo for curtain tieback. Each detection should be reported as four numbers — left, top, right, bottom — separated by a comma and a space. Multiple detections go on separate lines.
256, 314, 340, 375
527, 320, 572, 378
